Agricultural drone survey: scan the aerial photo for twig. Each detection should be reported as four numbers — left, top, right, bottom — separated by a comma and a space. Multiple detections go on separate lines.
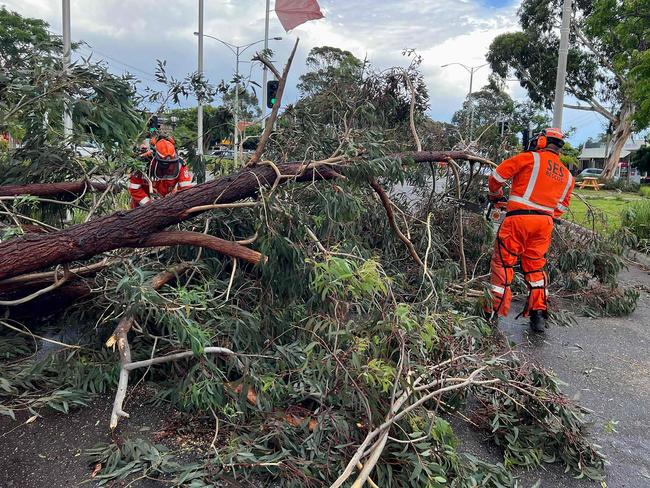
402, 70, 422, 152
225, 258, 237, 301
330, 367, 496, 488
0, 258, 118, 289
0, 319, 81, 349
181, 201, 260, 218
369, 178, 424, 268
125, 346, 240, 371
0, 267, 70, 306
447, 159, 468, 281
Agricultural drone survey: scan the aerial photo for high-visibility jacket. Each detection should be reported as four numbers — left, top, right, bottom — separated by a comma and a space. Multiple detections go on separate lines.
488, 150, 574, 217
128, 162, 195, 207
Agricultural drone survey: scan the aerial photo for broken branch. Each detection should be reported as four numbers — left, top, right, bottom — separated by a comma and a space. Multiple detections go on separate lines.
137, 231, 264, 265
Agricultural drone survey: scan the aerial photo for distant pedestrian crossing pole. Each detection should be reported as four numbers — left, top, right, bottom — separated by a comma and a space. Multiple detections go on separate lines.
62, 0, 72, 137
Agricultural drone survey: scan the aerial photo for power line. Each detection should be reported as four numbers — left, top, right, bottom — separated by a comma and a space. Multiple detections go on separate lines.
77, 45, 164, 84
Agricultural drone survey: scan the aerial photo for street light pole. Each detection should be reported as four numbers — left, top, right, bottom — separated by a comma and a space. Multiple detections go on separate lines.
62, 0, 72, 137
262, 0, 271, 121
468, 68, 475, 140
441, 62, 488, 142
552, 0, 572, 129
197, 0, 204, 164
195, 33, 282, 166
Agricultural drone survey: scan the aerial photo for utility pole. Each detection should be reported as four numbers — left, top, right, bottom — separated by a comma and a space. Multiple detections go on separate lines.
261, 0, 271, 123
197, 0, 204, 165
552, 0, 572, 129
62, 0, 72, 137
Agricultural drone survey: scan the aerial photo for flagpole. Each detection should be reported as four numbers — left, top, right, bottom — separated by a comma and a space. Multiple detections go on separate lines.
261, 0, 271, 124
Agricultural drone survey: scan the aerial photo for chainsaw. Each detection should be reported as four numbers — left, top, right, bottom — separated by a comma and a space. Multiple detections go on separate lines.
444, 196, 508, 223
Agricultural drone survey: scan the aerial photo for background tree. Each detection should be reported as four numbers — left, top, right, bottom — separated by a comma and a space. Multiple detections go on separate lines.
632, 144, 650, 174
487, 0, 649, 179
0, 8, 143, 186
452, 79, 550, 161
170, 105, 234, 155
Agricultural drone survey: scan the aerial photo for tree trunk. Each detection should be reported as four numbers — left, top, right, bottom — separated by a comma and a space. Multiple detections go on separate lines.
0, 180, 115, 199
0, 163, 339, 281
602, 104, 634, 180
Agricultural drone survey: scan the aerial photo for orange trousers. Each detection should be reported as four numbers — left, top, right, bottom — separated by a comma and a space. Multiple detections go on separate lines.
488, 214, 553, 317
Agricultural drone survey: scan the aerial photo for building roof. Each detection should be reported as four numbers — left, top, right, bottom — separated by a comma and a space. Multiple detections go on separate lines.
579, 137, 644, 160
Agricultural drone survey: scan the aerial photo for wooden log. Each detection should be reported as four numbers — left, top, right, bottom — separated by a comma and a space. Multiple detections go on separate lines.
0, 180, 116, 199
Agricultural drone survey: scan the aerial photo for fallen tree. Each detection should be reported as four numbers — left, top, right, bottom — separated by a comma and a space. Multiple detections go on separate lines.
0, 151, 488, 282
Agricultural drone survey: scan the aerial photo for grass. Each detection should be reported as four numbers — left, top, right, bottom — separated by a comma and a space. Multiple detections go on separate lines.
566, 189, 648, 232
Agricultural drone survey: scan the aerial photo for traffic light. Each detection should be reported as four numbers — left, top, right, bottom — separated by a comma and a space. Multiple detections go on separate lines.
147, 115, 159, 133
266, 80, 279, 109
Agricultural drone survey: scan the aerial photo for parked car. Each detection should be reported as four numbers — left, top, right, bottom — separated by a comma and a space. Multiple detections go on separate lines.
577, 168, 603, 180
75, 142, 101, 158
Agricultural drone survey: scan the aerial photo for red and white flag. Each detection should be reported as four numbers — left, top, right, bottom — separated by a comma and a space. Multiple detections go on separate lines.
275, 0, 324, 31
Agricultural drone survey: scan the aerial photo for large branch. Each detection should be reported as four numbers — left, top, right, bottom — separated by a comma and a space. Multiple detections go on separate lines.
369, 178, 423, 268
137, 231, 264, 265
0, 180, 116, 198
0, 151, 484, 281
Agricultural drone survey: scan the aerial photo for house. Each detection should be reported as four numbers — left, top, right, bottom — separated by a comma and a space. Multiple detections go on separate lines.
578, 136, 644, 170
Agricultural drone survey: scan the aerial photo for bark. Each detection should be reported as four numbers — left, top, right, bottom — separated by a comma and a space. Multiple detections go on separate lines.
602, 104, 635, 180
0, 180, 115, 199
369, 178, 423, 268
0, 151, 483, 281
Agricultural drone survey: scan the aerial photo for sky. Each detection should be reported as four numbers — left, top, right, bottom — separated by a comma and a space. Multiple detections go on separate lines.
3, 0, 607, 146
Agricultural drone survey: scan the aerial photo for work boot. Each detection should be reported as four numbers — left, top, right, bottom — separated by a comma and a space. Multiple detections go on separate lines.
529, 310, 546, 333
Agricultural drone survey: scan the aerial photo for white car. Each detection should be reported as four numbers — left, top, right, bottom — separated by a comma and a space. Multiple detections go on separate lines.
577, 168, 603, 179
75, 142, 102, 158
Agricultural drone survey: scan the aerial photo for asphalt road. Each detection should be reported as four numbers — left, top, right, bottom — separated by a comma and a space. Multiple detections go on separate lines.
492, 264, 650, 487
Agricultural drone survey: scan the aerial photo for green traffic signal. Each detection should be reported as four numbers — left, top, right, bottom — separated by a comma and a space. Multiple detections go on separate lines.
267, 80, 279, 109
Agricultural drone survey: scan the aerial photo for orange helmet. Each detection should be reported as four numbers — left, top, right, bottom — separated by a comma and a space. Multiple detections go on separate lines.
533, 127, 565, 150
154, 139, 179, 163
150, 139, 180, 180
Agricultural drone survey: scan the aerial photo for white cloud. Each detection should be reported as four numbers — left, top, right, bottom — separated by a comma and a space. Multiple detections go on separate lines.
4, 0, 604, 142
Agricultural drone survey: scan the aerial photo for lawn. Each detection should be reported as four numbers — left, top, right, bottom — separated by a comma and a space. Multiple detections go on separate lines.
566, 189, 648, 232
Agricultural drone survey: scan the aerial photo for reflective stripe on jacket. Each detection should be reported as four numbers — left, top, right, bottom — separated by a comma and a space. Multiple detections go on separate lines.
488, 150, 574, 217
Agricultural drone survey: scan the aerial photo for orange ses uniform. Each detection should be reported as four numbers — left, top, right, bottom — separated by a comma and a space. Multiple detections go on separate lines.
487, 149, 574, 317
128, 163, 194, 207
